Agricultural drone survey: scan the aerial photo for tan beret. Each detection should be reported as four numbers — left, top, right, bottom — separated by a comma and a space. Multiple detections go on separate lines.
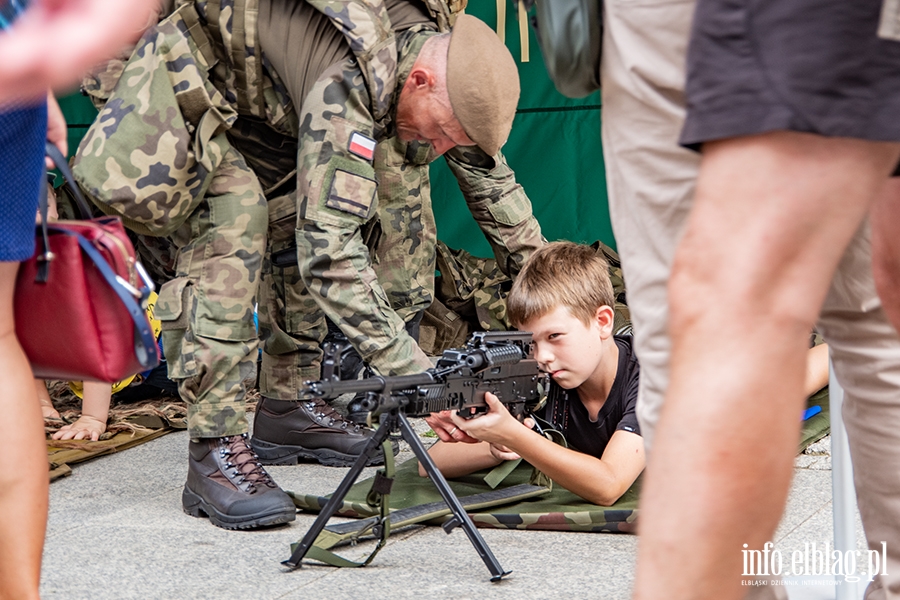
446, 15, 520, 156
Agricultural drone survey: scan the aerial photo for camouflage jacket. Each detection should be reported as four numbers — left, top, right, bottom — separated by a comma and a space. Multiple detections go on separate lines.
75, 0, 542, 376
294, 26, 542, 375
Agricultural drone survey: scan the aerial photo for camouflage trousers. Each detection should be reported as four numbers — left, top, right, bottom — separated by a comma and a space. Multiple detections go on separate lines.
258, 137, 437, 399
154, 147, 267, 438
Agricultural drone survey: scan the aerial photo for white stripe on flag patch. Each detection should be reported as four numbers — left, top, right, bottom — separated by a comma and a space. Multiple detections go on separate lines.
349, 132, 376, 161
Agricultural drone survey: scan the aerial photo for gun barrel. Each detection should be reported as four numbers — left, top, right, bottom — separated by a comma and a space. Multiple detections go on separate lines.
465, 344, 523, 370
302, 371, 437, 400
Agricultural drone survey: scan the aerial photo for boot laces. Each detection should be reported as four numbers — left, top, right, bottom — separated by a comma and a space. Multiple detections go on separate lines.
219, 434, 278, 491
305, 398, 360, 432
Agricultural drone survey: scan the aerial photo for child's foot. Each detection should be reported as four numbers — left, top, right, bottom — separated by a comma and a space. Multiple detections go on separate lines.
51, 415, 106, 441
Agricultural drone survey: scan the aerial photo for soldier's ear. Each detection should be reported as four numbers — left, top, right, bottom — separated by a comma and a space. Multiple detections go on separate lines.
408, 67, 437, 90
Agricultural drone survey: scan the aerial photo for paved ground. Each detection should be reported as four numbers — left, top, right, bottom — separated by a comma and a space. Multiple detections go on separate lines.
41, 427, 869, 600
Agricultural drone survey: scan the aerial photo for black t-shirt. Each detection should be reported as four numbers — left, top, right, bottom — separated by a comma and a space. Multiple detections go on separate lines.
536, 335, 641, 458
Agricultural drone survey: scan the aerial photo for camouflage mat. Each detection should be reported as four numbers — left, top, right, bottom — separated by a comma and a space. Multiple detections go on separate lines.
291, 456, 641, 534
800, 386, 830, 453
44, 382, 187, 482
290, 389, 830, 535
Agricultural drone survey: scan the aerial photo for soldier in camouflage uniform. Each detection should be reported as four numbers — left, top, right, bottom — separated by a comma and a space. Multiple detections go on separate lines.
73, 0, 541, 529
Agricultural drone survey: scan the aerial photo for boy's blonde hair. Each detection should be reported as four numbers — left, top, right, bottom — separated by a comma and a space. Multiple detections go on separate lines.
507, 241, 616, 327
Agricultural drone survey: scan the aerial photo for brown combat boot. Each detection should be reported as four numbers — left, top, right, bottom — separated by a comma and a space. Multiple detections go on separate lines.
182, 434, 296, 530
250, 397, 396, 467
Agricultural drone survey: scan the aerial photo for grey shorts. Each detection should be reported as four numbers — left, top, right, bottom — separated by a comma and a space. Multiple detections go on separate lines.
680, 0, 900, 158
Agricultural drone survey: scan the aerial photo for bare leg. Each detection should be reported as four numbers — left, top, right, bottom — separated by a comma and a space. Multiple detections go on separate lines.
633, 132, 900, 600
803, 343, 829, 397
871, 178, 900, 337
0, 261, 47, 600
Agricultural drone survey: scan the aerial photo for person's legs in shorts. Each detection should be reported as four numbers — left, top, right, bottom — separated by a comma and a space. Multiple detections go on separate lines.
634, 132, 900, 600
870, 179, 900, 337
818, 222, 900, 600
603, 1, 900, 598
601, 0, 698, 452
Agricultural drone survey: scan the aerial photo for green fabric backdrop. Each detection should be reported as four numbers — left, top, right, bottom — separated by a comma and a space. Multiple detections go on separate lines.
58, 0, 614, 254
430, 1, 612, 254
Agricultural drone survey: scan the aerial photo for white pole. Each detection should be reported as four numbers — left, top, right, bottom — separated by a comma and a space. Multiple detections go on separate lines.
830, 357, 859, 600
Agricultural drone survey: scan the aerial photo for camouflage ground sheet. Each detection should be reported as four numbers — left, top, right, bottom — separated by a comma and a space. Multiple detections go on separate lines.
291, 455, 641, 534
44, 382, 188, 482
291, 389, 831, 535
799, 386, 830, 453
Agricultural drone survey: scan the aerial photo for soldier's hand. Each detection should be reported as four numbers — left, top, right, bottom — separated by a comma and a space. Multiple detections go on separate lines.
425, 410, 480, 444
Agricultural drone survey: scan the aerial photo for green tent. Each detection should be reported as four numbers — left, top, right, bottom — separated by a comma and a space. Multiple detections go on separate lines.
58, 1, 613, 253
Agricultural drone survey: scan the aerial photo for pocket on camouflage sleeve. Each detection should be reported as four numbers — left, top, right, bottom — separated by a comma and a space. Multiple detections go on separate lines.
326, 168, 377, 219
485, 193, 532, 227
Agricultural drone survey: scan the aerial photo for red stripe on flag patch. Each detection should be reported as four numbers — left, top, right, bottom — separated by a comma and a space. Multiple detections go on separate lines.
348, 132, 376, 161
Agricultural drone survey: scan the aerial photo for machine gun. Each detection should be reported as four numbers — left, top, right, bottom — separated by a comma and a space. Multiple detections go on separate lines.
282, 331, 546, 581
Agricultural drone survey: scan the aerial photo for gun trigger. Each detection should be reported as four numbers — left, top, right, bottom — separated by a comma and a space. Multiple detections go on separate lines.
442, 516, 462, 534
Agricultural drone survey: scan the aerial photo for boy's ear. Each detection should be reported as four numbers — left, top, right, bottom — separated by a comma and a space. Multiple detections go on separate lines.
595, 305, 615, 337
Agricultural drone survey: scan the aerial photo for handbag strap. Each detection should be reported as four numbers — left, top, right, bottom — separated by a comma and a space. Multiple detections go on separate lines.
35, 142, 95, 274
45, 142, 93, 220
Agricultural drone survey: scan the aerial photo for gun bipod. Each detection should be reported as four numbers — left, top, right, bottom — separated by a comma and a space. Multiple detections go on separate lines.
282, 410, 512, 582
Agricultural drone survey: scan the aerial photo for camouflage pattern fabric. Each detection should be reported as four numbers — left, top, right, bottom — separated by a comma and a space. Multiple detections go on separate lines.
304, 0, 398, 124
291, 50, 434, 379
291, 455, 640, 533
82, 54, 132, 112
190, 0, 297, 131
258, 192, 328, 396
72, 0, 542, 431
153, 147, 267, 438
73, 4, 238, 237
417, 0, 466, 31
434, 241, 514, 332
73, 3, 267, 439
259, 29, 542, 393
368, 135, 438, 325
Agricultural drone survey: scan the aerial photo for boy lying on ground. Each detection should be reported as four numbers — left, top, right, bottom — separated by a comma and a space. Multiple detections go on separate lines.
422, 241, 830, 506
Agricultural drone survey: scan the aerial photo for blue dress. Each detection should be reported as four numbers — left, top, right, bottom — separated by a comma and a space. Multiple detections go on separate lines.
0, 101, 47, 262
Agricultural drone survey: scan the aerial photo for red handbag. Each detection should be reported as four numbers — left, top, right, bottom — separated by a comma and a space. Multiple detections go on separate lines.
14, 145, 160, 382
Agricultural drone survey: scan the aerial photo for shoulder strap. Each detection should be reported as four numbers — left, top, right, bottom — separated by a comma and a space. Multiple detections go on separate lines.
194, 0, 267, 118
305, 0, 398, 122
418, 0, 467, 31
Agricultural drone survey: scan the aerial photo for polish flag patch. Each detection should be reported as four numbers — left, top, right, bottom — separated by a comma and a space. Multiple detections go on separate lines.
348, 132, 376, 161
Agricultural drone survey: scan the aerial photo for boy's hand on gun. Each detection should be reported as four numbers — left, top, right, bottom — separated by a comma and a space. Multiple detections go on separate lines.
52, 415, 106, 442
488, 442, 522, 462
425, 411, 480, 443
450, 392, 535, 448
